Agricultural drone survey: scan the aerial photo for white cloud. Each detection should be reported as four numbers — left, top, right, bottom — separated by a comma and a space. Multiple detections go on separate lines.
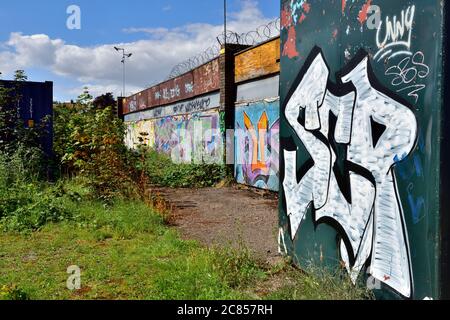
0, 0, 277, 101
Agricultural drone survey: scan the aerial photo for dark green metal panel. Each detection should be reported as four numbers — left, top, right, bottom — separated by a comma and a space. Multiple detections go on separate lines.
279, 0, 446, 299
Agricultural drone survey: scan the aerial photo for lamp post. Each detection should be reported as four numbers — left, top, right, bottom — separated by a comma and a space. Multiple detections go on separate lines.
114, 47, 132, 97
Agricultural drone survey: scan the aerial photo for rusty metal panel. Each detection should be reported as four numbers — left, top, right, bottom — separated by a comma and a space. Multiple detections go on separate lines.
279, 0, 447, 299
147, 86, 161, 107
123, 58, 220, 115
124, 94, 138, 113
193, 58, 220, 96
137, 89, 149, 110
154, 72, 195, 105
235, 38, 280, 83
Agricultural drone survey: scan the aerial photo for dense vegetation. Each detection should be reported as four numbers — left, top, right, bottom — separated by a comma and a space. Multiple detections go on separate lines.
143, 148, 228, 188
0, 77, 372, 300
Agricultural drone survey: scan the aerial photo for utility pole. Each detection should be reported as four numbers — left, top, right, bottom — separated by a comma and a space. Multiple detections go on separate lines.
224, 0, 227, 45
114, 47, 132, 97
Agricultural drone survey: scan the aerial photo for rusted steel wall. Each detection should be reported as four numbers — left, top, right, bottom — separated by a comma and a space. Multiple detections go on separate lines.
123, 58, 220, 114
235, 38, 280, 84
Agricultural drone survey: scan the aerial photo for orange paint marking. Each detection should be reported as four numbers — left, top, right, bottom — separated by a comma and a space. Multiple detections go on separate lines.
358, 0, 373, 25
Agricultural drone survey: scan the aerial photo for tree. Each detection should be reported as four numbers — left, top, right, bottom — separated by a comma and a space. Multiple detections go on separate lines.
93, 92, 116, 110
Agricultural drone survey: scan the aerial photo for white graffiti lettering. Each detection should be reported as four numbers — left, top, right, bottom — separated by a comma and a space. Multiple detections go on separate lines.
385, 51, 430, 103
374, 5, 415, 61
283, 48, 417, 298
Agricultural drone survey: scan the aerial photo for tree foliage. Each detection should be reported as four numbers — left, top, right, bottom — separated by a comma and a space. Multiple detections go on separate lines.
54, 89, 139, 202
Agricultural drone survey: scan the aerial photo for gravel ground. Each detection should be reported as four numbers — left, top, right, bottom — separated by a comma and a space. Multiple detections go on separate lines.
150, 185, 280, 264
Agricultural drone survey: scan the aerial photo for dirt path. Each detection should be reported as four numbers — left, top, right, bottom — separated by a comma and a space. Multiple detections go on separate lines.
150, 185, 280, 264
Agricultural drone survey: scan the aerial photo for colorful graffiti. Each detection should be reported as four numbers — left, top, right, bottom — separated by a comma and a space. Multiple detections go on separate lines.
154, 110, 223, 164
124, 120, 155, 149
281, 0, 311, 59
283, 47, 417, 298
235, 101, 279, 191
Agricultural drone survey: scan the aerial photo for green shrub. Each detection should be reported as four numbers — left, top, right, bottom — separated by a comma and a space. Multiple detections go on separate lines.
0, 184, 75, 232
142, 148, 227, 188
0, 285, 30, 300
0, 150, 82, 232
54, 91, 140, 203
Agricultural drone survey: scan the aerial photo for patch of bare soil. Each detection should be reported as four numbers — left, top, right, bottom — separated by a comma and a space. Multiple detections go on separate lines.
148, 184, 281, 264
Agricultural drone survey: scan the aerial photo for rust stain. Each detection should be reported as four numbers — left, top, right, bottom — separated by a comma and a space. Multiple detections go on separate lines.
123, 58, 220, 115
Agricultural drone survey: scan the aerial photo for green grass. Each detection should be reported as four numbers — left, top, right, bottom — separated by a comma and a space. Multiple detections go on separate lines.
0, 197, 372, 300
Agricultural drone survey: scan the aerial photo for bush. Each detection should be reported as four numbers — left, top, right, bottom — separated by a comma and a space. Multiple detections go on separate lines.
142, 148, 227, 188
0, 149, 82, 232
54, 90, 140, 203
0, 285, 30, 300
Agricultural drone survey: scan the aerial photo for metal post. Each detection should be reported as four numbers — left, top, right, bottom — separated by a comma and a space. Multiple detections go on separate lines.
224, 0, 227, 45
114, 47, 132, 97
123, 52, 126, 97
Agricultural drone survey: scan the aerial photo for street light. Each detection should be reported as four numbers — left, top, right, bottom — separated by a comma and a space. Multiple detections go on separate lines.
114, 46, 133, 97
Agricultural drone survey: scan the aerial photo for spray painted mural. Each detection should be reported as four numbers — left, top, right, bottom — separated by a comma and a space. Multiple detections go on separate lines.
284, 48, 416, 297
235, 100, 280, 191
125, 110, 223, 164
125, 120, 155, 149
279, 0, 445, 299
154, 110, 223, 164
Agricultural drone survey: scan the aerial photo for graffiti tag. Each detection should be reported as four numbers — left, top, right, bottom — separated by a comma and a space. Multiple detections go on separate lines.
283, 47, 417, 298
385, 52, 430, 103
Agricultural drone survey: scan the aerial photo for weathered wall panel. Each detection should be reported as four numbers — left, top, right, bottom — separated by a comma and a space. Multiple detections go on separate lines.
125, 109, 223, 164
279, 0, 446, 299
235, 100, 280, 191
235, 38, 280, 83
124, 91, 223, 165
236, 75, 279, 103
123, 58, 220, 115
193, 59, 220, 96
124, 92, 220, 122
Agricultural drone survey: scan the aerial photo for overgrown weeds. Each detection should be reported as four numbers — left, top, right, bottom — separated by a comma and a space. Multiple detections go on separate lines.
142, 148, 228, 188
265, 262, 374, 300
54, 90, 140, 203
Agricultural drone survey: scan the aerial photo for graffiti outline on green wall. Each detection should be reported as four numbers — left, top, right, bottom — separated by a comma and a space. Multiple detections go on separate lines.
283, 47, 417, 298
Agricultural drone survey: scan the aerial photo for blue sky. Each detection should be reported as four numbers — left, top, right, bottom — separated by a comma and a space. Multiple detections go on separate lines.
0, 1, 279, 101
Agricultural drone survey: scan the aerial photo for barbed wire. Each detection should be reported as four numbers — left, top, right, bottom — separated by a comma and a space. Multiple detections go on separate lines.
166, 18, 280, 80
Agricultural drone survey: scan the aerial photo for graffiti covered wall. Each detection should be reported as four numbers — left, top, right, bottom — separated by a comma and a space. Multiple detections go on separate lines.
279, 0, 446, 299
153, 110, 223, 164
124, 92, 223, 164
123, 58, 220, 115
235, 100, 280, 191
